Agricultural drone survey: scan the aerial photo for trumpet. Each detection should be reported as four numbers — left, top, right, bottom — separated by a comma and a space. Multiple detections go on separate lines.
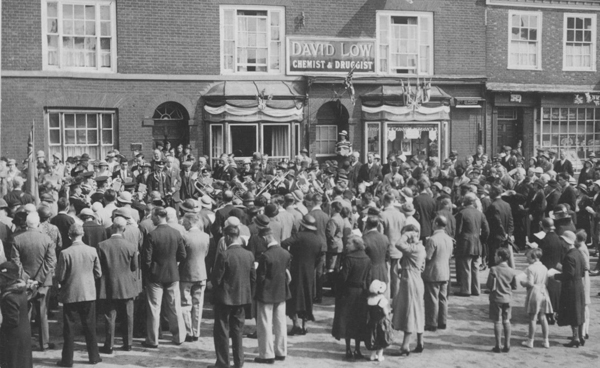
257, 170, 293, 196
194, 180, 220, 201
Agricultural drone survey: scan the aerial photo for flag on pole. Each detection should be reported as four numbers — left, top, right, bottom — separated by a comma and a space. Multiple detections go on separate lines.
344, 66, 356, 105
26, 122, 39, 205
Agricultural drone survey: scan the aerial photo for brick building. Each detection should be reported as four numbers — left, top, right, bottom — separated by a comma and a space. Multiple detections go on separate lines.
486, 0, 600, 173
2, 0, 488, 166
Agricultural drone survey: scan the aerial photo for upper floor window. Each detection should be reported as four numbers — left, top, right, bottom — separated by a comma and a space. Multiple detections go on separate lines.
508, 11, 542, 70
377, 11, 433, 75
42, 0, 116, 72
563, 14, 597, 71
220, 6, 284, 74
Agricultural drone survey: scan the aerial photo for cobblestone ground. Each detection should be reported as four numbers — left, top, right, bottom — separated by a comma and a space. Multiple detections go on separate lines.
33, 253, 600, 368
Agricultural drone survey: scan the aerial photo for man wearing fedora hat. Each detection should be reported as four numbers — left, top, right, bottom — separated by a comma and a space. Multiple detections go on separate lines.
282, 214, 325, 336
80, 208, 107, 250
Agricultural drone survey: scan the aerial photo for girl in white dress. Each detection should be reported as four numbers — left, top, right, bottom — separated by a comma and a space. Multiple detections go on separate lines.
520, 248, 552, 348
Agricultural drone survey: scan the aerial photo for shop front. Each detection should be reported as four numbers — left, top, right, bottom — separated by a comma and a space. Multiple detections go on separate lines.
202, 81, 305, 166
361, 85, 452, 163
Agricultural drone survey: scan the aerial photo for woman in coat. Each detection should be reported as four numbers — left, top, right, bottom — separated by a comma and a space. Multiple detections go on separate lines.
282, 215, 325, 335
0, 261, 33, 368
332, 236, 371, 360
362, 216, 389, 285
552, 231, 587, 347
392, 224, 426, 355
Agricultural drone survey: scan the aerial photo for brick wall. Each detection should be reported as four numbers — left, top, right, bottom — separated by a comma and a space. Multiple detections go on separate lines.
487, 6, 600, 85
3, 0, 486, 75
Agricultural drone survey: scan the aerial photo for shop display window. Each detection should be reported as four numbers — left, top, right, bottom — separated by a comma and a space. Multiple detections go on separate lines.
537, 107, 600, 173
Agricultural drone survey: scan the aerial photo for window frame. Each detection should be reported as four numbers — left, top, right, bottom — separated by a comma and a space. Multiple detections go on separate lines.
376, 10, 434, 76
46, 109, 117, 159
261, 123, 291, 160
507, 10, 543, 70
562, 13, 597, 72
315, 125, 338, 157
227, 123, 259, 159
219, 5, 285, 75
41, 0, 117, 72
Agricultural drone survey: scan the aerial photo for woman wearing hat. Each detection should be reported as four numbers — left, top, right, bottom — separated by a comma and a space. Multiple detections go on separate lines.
282, 215, 325, 336
0, 261, 33, 368
399, 202, 421, 237
551, 231, 587, 347
391, 224, 426, 355
553, 204, 576, 237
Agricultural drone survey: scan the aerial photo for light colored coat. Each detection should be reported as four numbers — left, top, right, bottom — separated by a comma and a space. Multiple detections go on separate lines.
422, 229, 454, 282
179, 227, 210, 282
56, 240, 102, 304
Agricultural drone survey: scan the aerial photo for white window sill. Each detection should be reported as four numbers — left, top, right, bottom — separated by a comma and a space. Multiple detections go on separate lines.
315, 154, 338, 157
562, 68, 597, 72
43, 67, 116, 74
507, 66, 542, 71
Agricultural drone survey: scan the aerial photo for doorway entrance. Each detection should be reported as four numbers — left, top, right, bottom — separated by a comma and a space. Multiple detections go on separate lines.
152, 102, 190, 149
497, 107, 522, 152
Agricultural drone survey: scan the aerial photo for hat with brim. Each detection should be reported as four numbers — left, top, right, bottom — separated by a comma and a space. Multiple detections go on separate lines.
254, 214, 270, 228
200, 195, 213, 208
300, 214, 317, 231
291, 189, 304, 202
577, 183, 588, 195
0, 262, 20, 281
113, 207, 131, 219
78, 208, 96, 220
552, 209, 571, 220
180, 199, 200, 213
264, 204, 279, 218
561, 230, 576, 245
400, 203, 416, 216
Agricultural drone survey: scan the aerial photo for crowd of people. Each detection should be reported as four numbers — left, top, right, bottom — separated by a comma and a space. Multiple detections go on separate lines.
0, 138, 596, 368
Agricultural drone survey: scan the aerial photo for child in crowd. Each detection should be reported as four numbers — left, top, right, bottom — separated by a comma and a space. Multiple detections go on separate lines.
519, 248, 552, 348
486, 248, 519, 353
365, 280, 393, 362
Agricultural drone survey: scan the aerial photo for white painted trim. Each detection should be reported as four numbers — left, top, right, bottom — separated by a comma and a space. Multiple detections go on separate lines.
562, 13, 597, 72
219, 5, 285, 76
507, 10, 543, 70
41, 0, 117, 73
315, 124, 338, 157
375, 10, 434, 77
487, 0, 600, 11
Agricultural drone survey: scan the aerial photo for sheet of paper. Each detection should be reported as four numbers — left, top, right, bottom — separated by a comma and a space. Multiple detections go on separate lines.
534, 231, 546, 240
547, 268, 562, 277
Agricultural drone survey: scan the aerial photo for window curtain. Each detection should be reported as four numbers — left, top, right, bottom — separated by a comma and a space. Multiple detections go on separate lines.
271, 126, 288, 157
237, 17, 248, 69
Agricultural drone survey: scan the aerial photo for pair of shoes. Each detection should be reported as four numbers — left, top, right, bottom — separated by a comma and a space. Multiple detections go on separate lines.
398, 349, 410, 357
120, 345, 132, 351
41, 343, 56, 351
483, 290, 491, 294
438, 324, 447, 330
353, 350, 364, 359
413, 344, 424, 353
584, 334, 590, 340
370, 352, 377, 361
247, 331, 258, 339
471, 293, 480, 296
454, 292, 471, 297
521, 340, 533, 349
99, 346, 113, 354
580, 339, 586, 347
563, 340, 580, 348
275, 356, 285, 361
491, 346, 501, 353
542, 340, 550, 348
56, 362, 73, 368
89, 358, 103, 365
345, 349, 355, 360
502, 346, 510, 353
299, 328, 307, 335
185, 335, 195, 342
424, 325, 437, 332
141, 342, 158, 349
288, 326, 303, 336
254, 357, 275, 364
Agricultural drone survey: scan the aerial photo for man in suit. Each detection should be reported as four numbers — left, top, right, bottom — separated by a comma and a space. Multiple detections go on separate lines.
179, 212, 210, 342
210, 225, 256, 368
97, 217, 138, 354
553, 150, 574, 176
307, 193, 329, 303
357, 152, 381, 189
212, 190, 236, 242
112, 158, 134, 182
455, 193, 489, 296
413, 179, 437, 242
146, 160, 173, 205
254, 227, 291, 364
80, 208, 107, 249
557, 172, 577, 213
56, 223, 102, 367
51, 197, 75, 250
485, 185, 514, 268
423, 216, 454, 331
347, 152, 362, 193
11, 212, 56, 351
380, 193, 405, 299
179, 161, 198, 201
143, 206, 187, 348
165, 156, 182, 210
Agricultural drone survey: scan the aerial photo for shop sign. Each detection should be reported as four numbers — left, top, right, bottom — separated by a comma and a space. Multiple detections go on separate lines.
286, 36, 376, 75
574, 93, 600, 106
510, 94, 522, 103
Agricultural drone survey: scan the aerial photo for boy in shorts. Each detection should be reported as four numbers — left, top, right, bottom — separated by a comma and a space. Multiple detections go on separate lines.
486, 248, 519, 353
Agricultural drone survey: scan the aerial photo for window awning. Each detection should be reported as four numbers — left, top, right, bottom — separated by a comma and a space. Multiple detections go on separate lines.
361, 85, 452, 121
203, 81, 305, 123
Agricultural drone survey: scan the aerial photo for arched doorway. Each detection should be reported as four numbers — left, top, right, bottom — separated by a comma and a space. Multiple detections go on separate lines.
152, 102, 190, 149
315, 100, 349, 158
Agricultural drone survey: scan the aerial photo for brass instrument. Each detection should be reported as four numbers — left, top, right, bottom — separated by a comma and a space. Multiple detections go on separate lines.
194, 179, 220, 203
257, 170, 293, 197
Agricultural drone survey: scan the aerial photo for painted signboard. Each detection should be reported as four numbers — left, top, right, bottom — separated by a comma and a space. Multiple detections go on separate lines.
286, 36, 376, 75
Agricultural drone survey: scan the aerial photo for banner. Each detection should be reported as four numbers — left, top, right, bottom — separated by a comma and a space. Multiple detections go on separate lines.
286, 36, 376, 75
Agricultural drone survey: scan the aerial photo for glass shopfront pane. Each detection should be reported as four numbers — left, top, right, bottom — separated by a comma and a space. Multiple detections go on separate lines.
366, 123, 380, 157
263, 125, 289, 158
386, 123, 439, 161
230, 125, 257, 157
